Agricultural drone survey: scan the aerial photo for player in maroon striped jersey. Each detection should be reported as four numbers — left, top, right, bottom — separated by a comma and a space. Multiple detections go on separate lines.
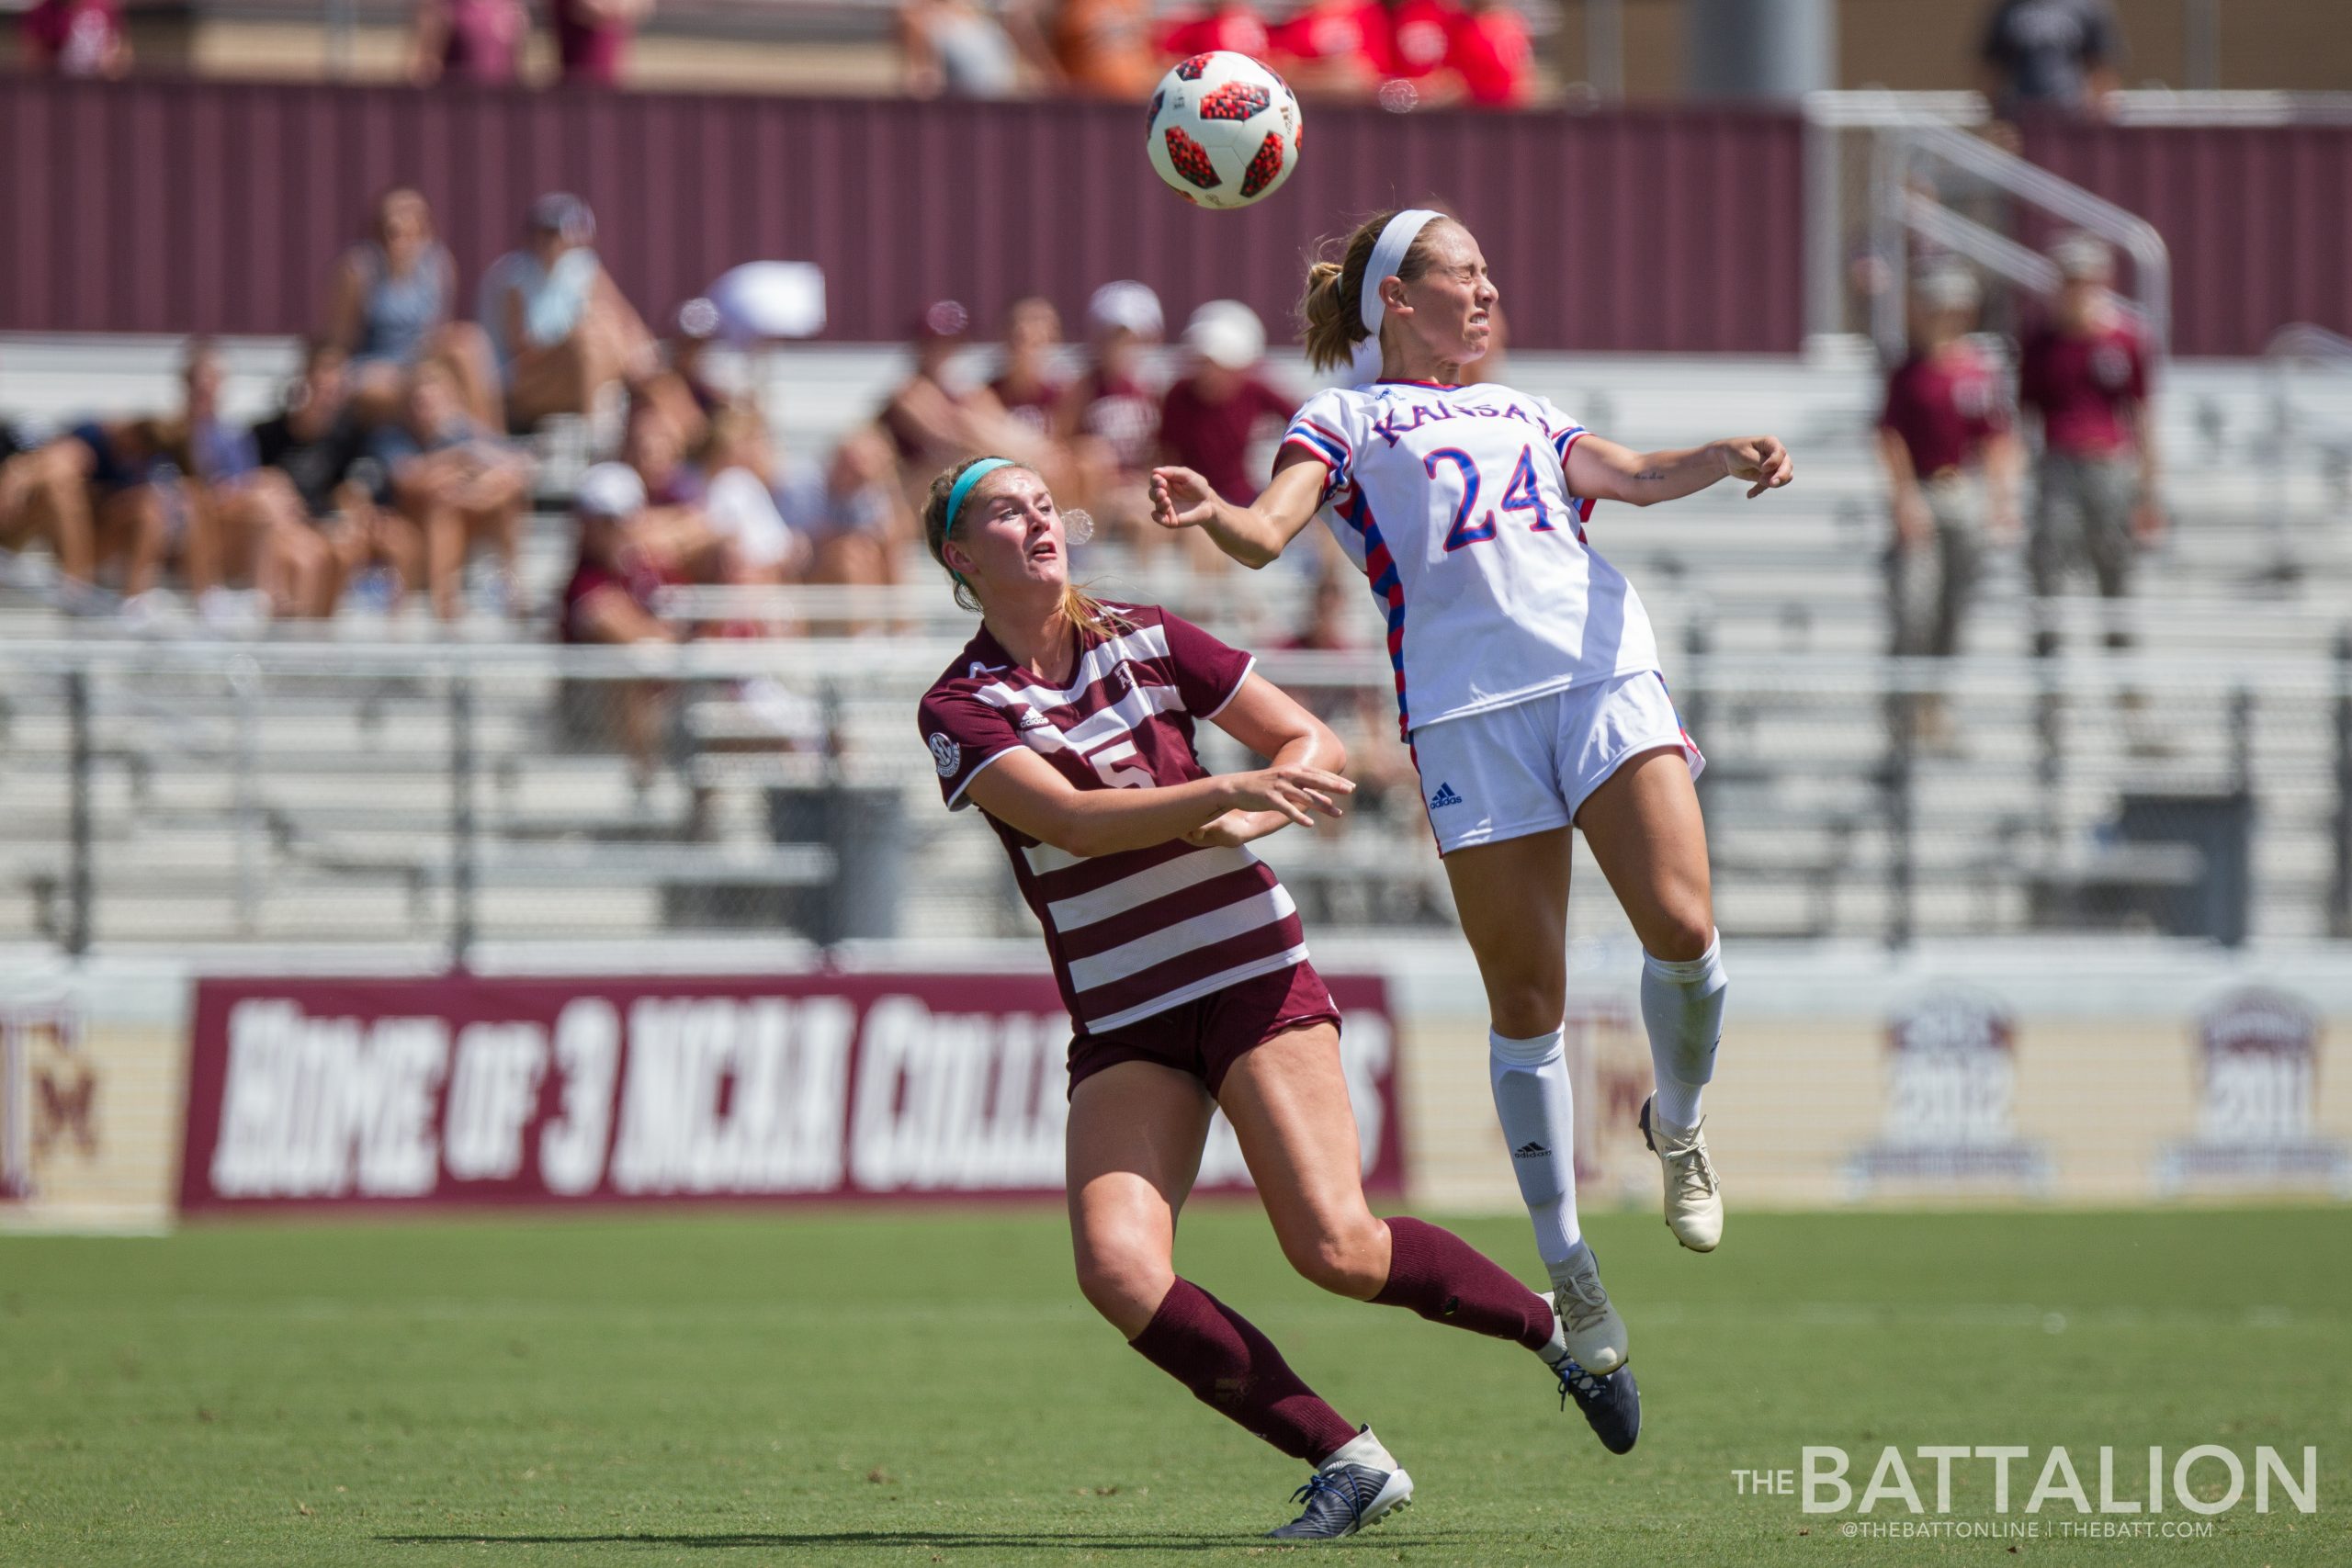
917, 456, 1639, 1540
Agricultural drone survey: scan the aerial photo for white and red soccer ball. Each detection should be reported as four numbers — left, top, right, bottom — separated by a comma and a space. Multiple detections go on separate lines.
1146, 51, 1304, 210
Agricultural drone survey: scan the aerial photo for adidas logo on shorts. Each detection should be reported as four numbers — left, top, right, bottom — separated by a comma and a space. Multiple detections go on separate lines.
1428, 782, 1464, 809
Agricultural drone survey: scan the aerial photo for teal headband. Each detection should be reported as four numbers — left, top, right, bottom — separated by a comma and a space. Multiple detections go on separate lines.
944, 457, 1019, 538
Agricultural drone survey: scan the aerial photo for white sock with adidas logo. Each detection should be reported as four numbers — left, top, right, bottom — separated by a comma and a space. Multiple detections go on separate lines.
1487, 1026, 1583, 1269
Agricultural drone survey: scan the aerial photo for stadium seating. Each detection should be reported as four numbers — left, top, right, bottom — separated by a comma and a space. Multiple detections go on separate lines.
4, 333, 2350, 953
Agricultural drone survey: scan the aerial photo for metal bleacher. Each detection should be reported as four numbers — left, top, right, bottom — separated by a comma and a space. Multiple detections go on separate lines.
3, 334, 2350, 956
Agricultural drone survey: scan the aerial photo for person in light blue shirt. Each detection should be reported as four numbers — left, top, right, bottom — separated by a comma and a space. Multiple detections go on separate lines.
477, 193, 658, 432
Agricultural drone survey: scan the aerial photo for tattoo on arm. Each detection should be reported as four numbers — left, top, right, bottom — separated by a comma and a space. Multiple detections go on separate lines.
1633, 468, 1668, 482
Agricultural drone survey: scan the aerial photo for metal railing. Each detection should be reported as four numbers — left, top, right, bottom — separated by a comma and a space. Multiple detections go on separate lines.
5, 637, 2350, 957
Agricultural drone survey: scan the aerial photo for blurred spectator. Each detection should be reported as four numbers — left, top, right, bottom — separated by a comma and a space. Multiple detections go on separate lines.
370, 358, 534, 621
1980, 0, 2119, 119
1877, 267, 2021, 745
1273, 560, 1419, 823
68, 420, 176, 609
988, 297, 1067, 441
1057, 280, 1163, 537
478, 194, 657, 434
19, 0, 129, 78
695, 407, 803, 585
1158, 0, 1270, 61
642, 298, 732, 449
323, 187, 501, 432
172, 340, 335, 625
253, 340, 420, 616
408, 0, 526, 86
1043, 0, 1157, 97
1378, 0, 1458, 86
880, 299, 1053, 494
2018, 232, 2157, 659
899, 0, 1023, 98
781, 425, 910, 592
551, 0, 651, 86
625, 397, 704, 509
1272, 0, 1379, 99
1446, 0, 1532, 107
1158, 300, 1292, 514
0, 410, 97, 601
559, 462, 674, 774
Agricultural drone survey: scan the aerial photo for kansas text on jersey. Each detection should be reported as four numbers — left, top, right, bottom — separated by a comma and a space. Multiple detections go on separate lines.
1282, 379, 1663, 737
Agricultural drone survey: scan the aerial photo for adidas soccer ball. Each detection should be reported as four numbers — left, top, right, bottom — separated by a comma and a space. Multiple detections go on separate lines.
1146, 51, 1304, 210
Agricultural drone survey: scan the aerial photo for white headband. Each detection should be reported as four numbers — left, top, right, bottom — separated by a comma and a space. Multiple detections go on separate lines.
1359, 209, 1443, 344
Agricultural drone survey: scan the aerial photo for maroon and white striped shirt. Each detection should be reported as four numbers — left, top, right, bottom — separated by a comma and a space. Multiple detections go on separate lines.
918, 604, 1307, 1033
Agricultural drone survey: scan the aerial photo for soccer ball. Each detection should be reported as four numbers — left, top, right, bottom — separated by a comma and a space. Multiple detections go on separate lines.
1145, 52, 1304, 210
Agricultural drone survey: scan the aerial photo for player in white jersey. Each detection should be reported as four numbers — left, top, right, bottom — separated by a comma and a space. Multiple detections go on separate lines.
917, 456, 1642, 1538
1150, 209, 1792, 1376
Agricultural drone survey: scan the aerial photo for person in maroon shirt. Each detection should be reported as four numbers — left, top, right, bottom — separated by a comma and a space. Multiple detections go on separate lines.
915, 454, 1635, 1538
1155, 0, 1270, 61
549, 0, 650, 86
2018, 231, 2159, 657
1878, 266, 2022, 672
409, 0, 526, 85
987, 297, 1068, 445
1157, 300, 1295, 555
1057, 280, 1164, 545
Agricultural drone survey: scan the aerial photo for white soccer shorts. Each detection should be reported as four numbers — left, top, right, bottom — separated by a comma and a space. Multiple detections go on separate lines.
1408, 671, 1705, 855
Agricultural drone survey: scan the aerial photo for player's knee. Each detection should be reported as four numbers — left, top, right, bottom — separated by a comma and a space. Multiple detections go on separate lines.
1281, 1213, 1387, 1299
1644, 905, 1715, 964
1071, 1234, 1173, 1331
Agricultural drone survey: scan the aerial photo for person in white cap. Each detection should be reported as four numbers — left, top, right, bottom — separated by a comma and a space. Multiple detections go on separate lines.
1057, 280, 1164, 540
1149, 208, 1793, 1395
1157, 302, 1297, 565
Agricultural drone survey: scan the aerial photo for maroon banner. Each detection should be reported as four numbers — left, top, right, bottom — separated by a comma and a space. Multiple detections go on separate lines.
178, 972, 1399, 1211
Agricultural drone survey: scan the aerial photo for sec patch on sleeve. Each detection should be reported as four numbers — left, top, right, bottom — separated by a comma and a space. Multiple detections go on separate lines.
929, 733, 961, 776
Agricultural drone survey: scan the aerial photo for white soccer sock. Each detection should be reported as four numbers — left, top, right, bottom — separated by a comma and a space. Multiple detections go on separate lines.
1323, 1426, 1399, 1473
1640, 931, 1727, 1129
1487, 1026, 1582, 1266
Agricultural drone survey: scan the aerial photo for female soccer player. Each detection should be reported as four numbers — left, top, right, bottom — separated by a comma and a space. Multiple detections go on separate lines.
917, 455, 1639, 1540
1149, 209, 1794, 1379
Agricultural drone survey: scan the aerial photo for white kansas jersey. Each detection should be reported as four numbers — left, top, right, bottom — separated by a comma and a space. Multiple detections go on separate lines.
1281, 379, 1661, 737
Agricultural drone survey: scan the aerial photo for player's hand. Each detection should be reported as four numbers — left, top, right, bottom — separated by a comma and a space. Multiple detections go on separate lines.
1148, 467, 1220, 531
1184, 809, 1279, 848
1223, 762, 1353, 828
1720, 436, 1794, 498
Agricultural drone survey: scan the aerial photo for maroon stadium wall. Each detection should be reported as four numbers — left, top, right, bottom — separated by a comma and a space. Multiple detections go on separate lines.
2023, 120, 2352, 356
175, 971, 1403, 1211
0, 78, 1802, 353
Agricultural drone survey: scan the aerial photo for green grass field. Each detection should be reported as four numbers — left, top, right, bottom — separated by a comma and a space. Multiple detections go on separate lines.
3, 1206, 2346, 1566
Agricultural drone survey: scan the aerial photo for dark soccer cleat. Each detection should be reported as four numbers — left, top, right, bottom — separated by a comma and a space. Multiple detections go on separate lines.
1555, 1358, 1641, 1454
1265, 1462, 1414, 1540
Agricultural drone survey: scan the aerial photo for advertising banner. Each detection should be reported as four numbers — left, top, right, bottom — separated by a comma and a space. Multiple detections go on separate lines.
178, 972, 1402, 1212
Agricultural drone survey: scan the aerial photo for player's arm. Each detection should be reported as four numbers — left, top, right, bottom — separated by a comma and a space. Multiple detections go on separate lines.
1983, 428, 2026, 536
963, 745, 1351, 860
1566, 432, 1793, 506
1147, 454, 1327, 570
1186, 672, 1349, 849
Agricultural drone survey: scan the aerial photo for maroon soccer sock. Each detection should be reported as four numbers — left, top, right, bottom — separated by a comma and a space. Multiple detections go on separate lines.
1129, 1278, 1359, 1463
1372, 1214, 1557, 1352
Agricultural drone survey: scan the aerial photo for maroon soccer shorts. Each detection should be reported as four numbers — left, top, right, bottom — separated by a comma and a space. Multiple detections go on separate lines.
1067, 961, 1342, 1098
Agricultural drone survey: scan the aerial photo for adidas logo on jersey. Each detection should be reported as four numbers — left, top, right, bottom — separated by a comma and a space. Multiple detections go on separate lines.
1512, 1140, 1550, 1158
1428, 782, 1464, 809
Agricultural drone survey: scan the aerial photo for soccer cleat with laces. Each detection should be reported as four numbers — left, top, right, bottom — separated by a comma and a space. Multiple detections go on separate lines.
1555, 1357, 1642, 1454
1549, 1244, 1628, 1374
1266, 1463, 1414, 1540
1640, 1095, 1724, 1252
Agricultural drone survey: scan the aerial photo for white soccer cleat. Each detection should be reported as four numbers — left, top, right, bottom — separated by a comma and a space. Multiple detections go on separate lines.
1549, 1247, 1628, 1374
1641, 1096, 1724, 1253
